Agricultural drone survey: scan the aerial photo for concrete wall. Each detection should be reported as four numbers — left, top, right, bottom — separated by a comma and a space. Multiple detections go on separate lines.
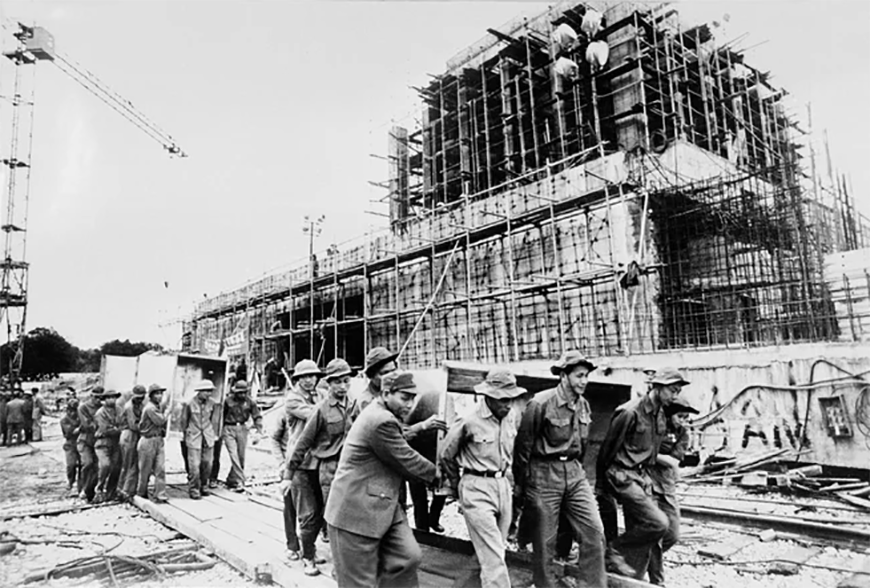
484, 341, 870, 469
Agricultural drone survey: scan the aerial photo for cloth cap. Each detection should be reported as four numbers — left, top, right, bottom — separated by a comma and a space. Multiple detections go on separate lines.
550, 350, 597, 376
291, 359, 323, 381
666, 398, 699, 416
642, 367, 657, 375
91, 386, 105, 397
651, 367, 690, 387
23, 389, 33, 396
381, 370, 418, 395
194, 380, 215, 392
474, 368, 527, 400
232, 380, 249, 393
324, 358, 354, 381
132, 385, 147, 397
364, 347, 399, 378
148, 383, 167, 395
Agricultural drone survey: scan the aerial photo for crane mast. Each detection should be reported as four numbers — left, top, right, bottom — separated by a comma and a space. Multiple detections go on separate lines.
0, 22, 185, 381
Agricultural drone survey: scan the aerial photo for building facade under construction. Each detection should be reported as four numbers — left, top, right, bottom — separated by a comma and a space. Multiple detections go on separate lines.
183, 1, 869, 373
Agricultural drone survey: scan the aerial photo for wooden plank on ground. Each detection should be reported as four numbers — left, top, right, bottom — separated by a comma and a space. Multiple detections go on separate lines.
134, 495, 332, 588
209, 486, 249, 503
162, 491, 225, 523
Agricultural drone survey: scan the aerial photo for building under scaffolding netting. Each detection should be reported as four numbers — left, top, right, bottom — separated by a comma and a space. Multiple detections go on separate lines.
182, 1, 870, 373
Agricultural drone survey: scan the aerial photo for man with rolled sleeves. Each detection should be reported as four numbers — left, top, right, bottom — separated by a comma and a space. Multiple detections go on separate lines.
94, 389, 124, 503
279, 359, 324, 563
514, 350, 607, 588
222, 380, 264, 491
440, 368, 524, 588
325, 370, 437, 588
597, 367, 686, 580
285, 358, 357, 576
181, 380, 220, 500
77, 387, 103, 501
119, 385, 147, 498
137, 384, 170, 503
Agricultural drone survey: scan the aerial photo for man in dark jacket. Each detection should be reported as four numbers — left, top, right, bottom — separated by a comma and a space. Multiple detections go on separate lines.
324, 371, 437, 587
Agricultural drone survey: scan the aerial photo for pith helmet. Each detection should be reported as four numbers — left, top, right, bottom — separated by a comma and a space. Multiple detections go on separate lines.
324, 358, 354, 381
550, 350, 597, 376
132, 385, 147, 397
232, 380, 249, 393
381, 370, 418, 395
474, 367, 526, 400
194, 380, 215, 392
148, 383, 167, 396
364, 347, 399, 378
291, 359, 323, 382
651, 367, 689, 387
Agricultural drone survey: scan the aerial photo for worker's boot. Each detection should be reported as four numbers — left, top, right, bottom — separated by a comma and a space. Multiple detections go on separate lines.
302, 558, 320, 576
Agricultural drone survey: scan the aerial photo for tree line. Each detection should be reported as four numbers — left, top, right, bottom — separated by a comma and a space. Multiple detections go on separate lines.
0, 327, 165, 378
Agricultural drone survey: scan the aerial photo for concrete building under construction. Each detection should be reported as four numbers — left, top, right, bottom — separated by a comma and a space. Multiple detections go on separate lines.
183, 1, 870, 468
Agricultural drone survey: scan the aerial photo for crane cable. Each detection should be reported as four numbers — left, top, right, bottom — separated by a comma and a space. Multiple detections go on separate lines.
52, 53, 185, 156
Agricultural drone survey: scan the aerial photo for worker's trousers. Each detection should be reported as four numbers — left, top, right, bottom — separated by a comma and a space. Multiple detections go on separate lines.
318, 456, 339, 507
77, 441, 98, 500
63, 442, 81, 491
186, 441, 214, 497
647, 491, 680, 585
460, 474, 512, 588
120, 430, 140, 496
32, 419, 43, 442
6, 421, 25, 445
95, 438, 122, 498
605, 466, 669, 580
328, 506, 422, 588
282, 483, 300, 552
527, 458, 607, 588
222, 424, 248, 488
291, 468, 323, 560
409, 479, 446, 532
137, 436, 167, 500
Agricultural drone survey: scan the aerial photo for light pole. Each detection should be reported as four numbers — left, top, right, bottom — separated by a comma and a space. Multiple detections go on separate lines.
302, 215, 325, 359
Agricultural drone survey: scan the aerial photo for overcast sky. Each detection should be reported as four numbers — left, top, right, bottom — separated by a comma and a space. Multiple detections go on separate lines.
0, 0, 867, 350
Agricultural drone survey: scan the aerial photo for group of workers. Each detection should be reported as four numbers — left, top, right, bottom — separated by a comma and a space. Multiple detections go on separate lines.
0, 384, 48, 445
267, 346, 696, 588
59, 383, 171, 504
32, 345, 695, 588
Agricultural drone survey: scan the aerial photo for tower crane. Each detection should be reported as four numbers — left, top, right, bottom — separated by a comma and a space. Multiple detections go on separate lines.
0, 22, 187, 380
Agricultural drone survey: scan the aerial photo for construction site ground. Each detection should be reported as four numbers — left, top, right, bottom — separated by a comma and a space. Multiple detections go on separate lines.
3, 415, 870, 588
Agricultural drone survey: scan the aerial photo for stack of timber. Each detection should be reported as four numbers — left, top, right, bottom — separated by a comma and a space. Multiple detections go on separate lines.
824, 247, 870, 342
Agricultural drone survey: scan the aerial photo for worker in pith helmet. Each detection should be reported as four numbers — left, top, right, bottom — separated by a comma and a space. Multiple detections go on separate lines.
180, 380, 220, 500
283, 357, 358, 576
222, 379, 264, 492
118, 385, 148, 500
597, 367, 690, 581
281, 359, 325, 563
60, 399, 82, 494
